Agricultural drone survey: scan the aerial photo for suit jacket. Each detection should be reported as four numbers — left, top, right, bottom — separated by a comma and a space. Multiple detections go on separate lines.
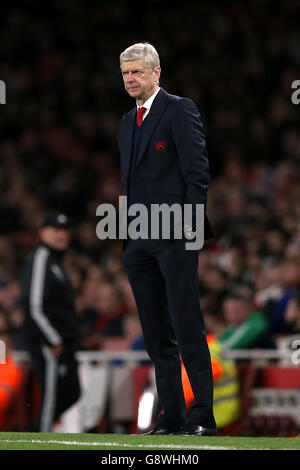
118, 87, 213, 241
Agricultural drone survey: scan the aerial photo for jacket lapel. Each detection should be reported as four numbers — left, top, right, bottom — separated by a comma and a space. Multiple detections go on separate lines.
121, 88, 170, 193
135, 88, 169, 167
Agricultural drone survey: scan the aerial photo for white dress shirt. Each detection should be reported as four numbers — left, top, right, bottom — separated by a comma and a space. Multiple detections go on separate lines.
136, 87, 161, 121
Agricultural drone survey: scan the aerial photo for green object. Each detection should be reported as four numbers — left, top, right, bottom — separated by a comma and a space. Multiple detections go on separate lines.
218, 311, 268, 350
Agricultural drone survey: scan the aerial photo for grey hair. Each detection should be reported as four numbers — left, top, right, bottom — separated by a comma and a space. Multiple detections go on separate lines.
120, 42, 160, 70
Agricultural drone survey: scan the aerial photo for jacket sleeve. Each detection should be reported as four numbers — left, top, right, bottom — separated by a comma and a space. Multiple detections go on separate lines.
171, 97, 210, 215
28, 246, 63, 346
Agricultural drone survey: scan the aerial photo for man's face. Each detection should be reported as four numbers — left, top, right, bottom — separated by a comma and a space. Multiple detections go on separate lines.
40, 227, 71, 251
223, 299, 249, 326
121, 59, 161, 104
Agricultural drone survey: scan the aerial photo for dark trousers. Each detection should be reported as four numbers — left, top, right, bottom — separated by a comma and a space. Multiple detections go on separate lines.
123, 237, 216, 430
29, 345, 81, 432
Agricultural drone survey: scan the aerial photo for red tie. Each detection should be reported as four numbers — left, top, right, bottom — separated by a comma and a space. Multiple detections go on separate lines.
137, 107, 146, 127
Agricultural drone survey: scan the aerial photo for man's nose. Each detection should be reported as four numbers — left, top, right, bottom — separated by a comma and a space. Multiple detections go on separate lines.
125, 73, 135, 83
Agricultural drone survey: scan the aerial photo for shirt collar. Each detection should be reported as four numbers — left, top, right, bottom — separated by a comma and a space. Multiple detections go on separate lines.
136, 87, 161, 110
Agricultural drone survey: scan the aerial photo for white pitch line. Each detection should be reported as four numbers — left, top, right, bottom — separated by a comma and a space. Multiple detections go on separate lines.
0, 438, 237, 450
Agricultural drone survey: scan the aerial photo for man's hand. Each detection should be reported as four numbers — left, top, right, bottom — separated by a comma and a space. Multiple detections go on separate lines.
50, 344, 63, 357
184, 224, 194, 239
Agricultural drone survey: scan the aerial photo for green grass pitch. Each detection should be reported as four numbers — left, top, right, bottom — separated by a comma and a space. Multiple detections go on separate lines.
0, 432, 300, 450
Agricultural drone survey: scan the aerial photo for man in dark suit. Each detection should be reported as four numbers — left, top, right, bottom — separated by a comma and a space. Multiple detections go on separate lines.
118, 43, 217, 436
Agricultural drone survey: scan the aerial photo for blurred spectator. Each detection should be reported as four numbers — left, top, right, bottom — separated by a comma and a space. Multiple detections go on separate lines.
266, 258, 300, 334
202, 306, 228, 338
219, 294, 273, 349
200, 266, 229, 303
284, 294, 300, 334
94, 282, 126, 336
78, 279, 128, 349
123, 312, 142, 346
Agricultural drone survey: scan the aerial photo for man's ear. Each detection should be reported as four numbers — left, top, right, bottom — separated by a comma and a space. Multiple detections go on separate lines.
154, 66, 161, 80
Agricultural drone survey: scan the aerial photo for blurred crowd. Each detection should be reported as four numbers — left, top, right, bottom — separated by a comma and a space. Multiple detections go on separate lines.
0, 0, 300, 355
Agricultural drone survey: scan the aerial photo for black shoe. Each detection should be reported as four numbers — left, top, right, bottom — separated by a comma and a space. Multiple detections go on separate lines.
173, 424, 217, 436
140, 425, 185, 436
141, 428, 172, 436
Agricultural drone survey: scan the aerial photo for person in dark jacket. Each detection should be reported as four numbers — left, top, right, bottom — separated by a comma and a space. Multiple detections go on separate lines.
119, 43, 216, 436
20, 212, 81, 432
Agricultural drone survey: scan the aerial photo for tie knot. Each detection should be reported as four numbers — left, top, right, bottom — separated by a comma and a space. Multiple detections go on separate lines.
137, 107, 147, 127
